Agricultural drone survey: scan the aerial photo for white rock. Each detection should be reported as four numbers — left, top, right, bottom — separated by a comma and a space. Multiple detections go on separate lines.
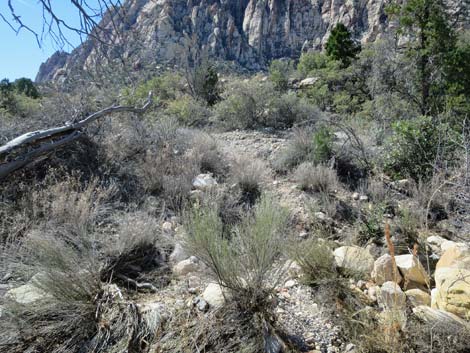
359, 195, 369, 202
162, 221, 173, 234
394, 254, 430, 286
352, 192, 360, 200
192, 173, 217, 190
173, 258, 198, 276
169, 243, 187, 263
202, 283, 225, 308
284, 280, 297, 288
371, 254, 402, 285
298, 77, 319, 88
377, 281, 406, 310
334, 246, 375, 275
6, 282, 49, 304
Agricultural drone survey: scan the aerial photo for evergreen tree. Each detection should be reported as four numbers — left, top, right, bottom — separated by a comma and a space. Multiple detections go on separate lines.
388, 0, 457, 115
14, 78, 39, 99
325, 24, 361, 68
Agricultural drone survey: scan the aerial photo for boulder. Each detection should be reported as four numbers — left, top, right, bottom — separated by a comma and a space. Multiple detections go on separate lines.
173, 257, 198, 276
394, 254, 430, 287
377, 281, 406, 310
433, 244, 470, 319
371, 254, 402, 285
435, 243, 470, 270
405, 288, 431, 307
192, 173, 217, 190
425, 235, 447, 255
413, 306, 470, 331
202, 283, 225, 308
334, 246, 375, 275
434, 267, 470, 319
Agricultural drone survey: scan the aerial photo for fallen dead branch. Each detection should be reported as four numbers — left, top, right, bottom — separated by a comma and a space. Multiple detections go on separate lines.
0, 91, 153, 180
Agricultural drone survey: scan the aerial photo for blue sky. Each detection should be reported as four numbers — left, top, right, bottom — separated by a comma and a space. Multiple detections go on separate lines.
0, 1, 99, 81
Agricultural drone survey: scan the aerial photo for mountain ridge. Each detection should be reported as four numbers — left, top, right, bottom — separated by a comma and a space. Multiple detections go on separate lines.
36, 0, 393, 83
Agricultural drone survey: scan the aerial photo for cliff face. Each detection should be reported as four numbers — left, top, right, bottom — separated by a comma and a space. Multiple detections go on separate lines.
36, 0, 393, 82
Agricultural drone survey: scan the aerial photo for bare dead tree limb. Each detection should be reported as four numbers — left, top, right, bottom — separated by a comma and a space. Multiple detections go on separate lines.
0, 91, 152, 180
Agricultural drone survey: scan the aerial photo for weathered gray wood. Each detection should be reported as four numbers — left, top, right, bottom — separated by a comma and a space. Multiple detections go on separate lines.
0, 92, 152, 179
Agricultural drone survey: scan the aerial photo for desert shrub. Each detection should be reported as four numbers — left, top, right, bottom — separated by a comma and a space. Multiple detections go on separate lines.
184, 193, 289, 312
266, 92, 318, 129
290, 238, 337, 286
273, 128, 314, 172
186, 130, 228, 178
213, 79, 267, 129
269, 59, 293, 92
164, 95, 210, 126
384, 116, 457, 182
0, 209, 166, 353
230, 157, 267, 205
356, 205, 385, 246
294, 162, 339, 193
121, 71, 184, 106
297, 52, 332, 78
214, 79, 315, 130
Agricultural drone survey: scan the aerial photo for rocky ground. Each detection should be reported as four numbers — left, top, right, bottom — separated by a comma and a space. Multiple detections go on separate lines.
1, 129, 469, 353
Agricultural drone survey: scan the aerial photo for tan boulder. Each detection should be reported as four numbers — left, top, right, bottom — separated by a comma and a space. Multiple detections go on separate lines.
334, 246, 374, 275
405, 288, 431, 307
395, 254, 430, 287
436, 243, 470, 270
413, 306, 470, 331
371, 254, 402, 285
434, 267, 470, 319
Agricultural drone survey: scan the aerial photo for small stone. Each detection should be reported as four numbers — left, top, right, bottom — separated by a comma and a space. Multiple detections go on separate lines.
169, 243, 187, 263
162, 221, 173, 234
194, 297, 209, 312
192, 173, 217, 190
6, 282, 49, 304
1, 273, 12, 282
345, 343, 357, 353
377, 281, 406, 310
188, 287, 198, 294
405, 288, 431, 307
352, 192, 360, 200
314, 211, 328, 221
359, 195, 369, 202
284, 280, 297, 288
202, 283, 225, 308
173, 258, 198, 276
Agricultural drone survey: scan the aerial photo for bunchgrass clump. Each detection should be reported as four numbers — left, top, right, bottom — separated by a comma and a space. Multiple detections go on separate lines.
294, 162, 339, 193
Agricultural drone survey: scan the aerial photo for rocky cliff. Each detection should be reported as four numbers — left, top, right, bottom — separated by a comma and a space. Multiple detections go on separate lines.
37, 0, 393, 83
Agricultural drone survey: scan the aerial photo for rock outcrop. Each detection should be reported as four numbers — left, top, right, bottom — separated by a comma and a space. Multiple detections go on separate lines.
36, 0, 393, 83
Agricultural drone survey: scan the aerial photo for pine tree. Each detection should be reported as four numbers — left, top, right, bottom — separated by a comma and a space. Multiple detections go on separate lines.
325, 24, 361, 68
